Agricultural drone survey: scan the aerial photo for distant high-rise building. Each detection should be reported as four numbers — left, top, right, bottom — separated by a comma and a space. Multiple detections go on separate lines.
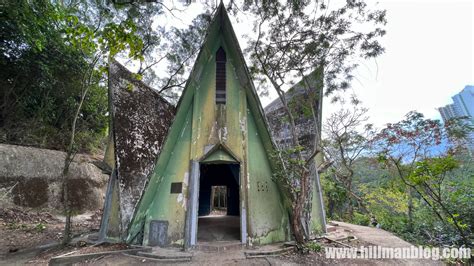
438, 85, 474, 152
438, 104, 458, 122
452, 85, 474, 118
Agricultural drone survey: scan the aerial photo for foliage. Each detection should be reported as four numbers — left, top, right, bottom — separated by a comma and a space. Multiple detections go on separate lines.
352, 154, 474, 246
1, 0, 210, 151
246, 0, 386, 96
1, 1, 96, 152
407, 155, 471, 245
321, 112, 472, 247
6, 222, 28, 231
320, 173, 347, 221
321, 109, 474, 247
7, 0, 471, 251
47, 0, 147, 245
155, 13, 212, 103
352, 212, 370, 226
0, 1, 138, 152
360, 185, 412, 236
375, 111, 472, 245
239, 0, 386, 246
322, 99, 376, 219
376, 111, 445, 161
271, 143, 319, 246
106, 1, 212, 103
6, 222, 47, 233
35, 222, 47, 233
306, 241, 322, 252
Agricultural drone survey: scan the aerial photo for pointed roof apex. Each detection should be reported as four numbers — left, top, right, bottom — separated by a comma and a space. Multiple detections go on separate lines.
172, 0, 278, 155
215, 0, 227, 26
218, 0, 225, 8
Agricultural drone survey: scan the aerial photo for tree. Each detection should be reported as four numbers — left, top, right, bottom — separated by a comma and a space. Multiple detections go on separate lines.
154, 13, 212, 102
107, 0, 211, 102
0, 1, 108, 152
1, 0, 213, 244
244, 0, 386, 246
20, 0, 145, 244
322, 98, 376, 219
376, 111, 472, 245
408, 156, 471, 244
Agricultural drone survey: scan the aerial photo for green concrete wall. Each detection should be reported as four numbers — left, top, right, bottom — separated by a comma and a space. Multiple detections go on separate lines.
246, 109, 289, 245
127, 4, 290, 246
129, 41, 288, 245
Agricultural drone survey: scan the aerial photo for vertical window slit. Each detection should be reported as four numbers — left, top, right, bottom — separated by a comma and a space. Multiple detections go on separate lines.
216, 47, 226, 104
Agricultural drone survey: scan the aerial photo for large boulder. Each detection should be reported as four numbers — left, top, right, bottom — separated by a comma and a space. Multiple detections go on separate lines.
0, 144, 108, 212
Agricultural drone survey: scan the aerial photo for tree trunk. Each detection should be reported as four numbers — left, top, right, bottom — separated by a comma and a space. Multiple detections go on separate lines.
61, 58, 97, 245
218, 187, 221, 208
407, 186, 413, 232
347, 202, 354, 221
346, 179, 354, 220
292, 169, 311, 245
292, 200, 305, 244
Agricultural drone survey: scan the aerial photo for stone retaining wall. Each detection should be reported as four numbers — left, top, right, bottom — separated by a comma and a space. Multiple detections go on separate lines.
0, 144, 108, 212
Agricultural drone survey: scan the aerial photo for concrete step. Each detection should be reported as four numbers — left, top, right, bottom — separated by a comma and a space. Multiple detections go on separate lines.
137, 251, 192, 261
124, 253, 192, 263
196, 241, 244, 252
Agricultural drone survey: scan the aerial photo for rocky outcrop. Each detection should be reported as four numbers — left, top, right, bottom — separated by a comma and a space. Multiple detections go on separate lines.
0, 144, 108, 212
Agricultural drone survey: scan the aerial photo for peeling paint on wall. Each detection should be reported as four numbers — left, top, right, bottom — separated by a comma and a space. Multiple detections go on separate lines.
107, 60, 175, 237
123, 4, 303, 247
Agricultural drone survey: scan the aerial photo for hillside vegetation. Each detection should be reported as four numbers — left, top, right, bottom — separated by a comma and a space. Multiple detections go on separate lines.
322, 106, 474, 247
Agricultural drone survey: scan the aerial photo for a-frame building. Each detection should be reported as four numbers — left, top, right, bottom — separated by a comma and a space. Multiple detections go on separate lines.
101, 3, 326, 248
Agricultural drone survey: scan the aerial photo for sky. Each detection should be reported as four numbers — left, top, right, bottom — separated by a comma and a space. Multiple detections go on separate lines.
337, 0, 474, 128
154, 0, 473, 129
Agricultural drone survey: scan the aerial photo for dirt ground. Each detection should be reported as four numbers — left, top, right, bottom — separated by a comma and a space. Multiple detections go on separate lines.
86, 221, 446, 265
0, 208, 450, 265
0, 206, 101, 263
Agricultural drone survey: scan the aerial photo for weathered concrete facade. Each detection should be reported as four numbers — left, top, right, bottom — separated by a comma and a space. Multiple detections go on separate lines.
100, 3, 325, 248
126, 4, 289, 247
99, 60, 175, 240
264, 70, 327, 235
264, 71, 323, 155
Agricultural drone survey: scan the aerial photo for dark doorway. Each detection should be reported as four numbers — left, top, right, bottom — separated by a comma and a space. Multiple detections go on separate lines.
197, 163, 240, 242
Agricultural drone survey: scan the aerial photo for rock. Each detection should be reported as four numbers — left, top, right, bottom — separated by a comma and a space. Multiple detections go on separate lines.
0, 144, 108, 213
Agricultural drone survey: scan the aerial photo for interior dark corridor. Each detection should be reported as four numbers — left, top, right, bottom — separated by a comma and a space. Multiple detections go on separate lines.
197, 163, 240, 242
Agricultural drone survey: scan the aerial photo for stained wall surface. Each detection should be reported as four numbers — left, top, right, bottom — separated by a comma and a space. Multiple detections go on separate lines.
127, 5, 290, 246
105, 61, 175, 237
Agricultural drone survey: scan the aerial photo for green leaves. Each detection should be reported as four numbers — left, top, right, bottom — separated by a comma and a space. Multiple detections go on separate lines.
409, 156, 459, 183
1, 0, 148, 152
100, 18, 144, 59
247, 0, 386, 97
63, 15, 97, 55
